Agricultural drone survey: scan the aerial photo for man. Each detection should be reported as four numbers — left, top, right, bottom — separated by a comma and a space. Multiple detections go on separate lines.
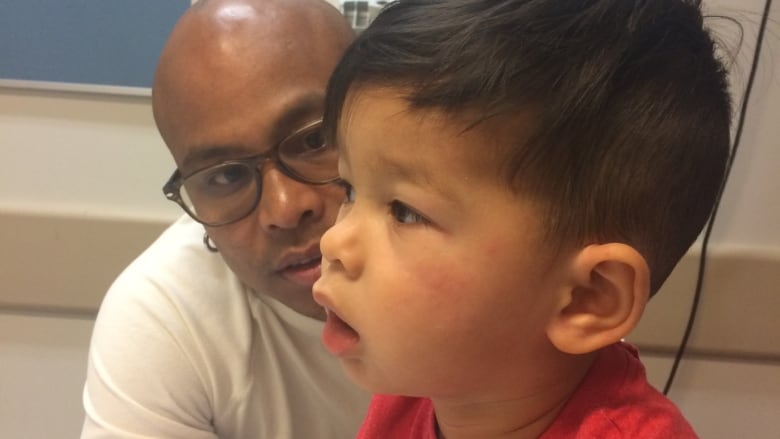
80, 0, 368, 437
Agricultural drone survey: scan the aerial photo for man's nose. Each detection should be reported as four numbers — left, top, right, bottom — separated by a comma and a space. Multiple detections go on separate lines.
255, 166, 325, 231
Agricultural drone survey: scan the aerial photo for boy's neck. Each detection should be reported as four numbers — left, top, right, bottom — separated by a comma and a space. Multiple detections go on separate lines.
432, 351, 596, 439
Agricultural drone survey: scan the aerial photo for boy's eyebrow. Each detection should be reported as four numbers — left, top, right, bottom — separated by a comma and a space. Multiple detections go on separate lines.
374, 150, 459, 204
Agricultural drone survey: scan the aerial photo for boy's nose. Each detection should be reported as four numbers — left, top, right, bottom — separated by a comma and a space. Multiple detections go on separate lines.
320, 206, 362, 278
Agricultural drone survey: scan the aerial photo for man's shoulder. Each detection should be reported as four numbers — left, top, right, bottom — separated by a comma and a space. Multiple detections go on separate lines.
127, 215, 222, 274
95, 215, 250, 342
110, 215, 236, 295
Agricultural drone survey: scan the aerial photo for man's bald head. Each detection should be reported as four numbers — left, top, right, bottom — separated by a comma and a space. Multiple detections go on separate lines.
152, 0, 353, 159
171, 0, 353, 53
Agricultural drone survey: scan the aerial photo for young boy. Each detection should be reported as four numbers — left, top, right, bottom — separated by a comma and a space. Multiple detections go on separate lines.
313, 0, 730, 437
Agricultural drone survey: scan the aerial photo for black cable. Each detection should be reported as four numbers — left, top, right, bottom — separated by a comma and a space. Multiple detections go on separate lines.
663, 0, 774, 395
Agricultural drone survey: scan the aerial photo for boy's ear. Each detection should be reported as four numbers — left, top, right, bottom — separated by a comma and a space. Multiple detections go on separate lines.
546, 243, 650, 355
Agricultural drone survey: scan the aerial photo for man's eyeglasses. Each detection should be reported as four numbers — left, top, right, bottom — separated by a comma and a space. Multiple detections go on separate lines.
162, 120, 338, 226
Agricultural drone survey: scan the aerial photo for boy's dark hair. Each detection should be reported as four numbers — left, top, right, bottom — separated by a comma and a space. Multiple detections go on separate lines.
324, 0, 732, 294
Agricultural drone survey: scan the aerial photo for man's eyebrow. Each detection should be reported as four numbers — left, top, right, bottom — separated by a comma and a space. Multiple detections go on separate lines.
181, 145, 254, 175
269, 91, 326, 139
181, 91, 326, 173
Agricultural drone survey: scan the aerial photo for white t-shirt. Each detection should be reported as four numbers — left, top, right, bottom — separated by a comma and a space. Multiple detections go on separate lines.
81, 215, 369, 438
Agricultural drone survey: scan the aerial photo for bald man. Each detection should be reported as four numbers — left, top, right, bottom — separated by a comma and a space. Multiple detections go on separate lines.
80, 1, 368, 437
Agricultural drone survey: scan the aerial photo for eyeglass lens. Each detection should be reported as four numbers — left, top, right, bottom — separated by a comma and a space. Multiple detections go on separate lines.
176, 122, 338, 225
180, 163, 259, 225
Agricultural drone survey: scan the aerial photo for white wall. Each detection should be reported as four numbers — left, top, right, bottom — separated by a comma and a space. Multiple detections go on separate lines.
0, 89, 179, 221
0, 1, 778, 438
705, 0, 780, 248
0, 314, 94, 439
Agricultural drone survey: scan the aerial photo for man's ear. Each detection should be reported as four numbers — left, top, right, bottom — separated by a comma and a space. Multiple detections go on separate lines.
546, 243, 650, 355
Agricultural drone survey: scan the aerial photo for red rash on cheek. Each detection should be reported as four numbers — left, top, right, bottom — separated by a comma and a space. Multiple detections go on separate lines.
403, 253, 480, 309
409, 235, 511, 295
419, 268, 461, 298
482, 236, 515, 258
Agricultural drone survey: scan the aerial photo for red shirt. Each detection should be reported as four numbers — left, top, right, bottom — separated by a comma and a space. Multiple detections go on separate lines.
357, 342, 698, 438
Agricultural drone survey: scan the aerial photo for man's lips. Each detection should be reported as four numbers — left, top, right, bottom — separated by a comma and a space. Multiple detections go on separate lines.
276, 242, 321, 270
276, 244, 323, 285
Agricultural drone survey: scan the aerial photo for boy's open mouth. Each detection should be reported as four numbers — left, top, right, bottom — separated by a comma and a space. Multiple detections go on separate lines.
321, 308, 360, 356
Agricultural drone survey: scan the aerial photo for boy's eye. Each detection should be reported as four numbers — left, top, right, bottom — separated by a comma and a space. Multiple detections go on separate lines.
338, 179, 355, 204
390, 200, 427, 224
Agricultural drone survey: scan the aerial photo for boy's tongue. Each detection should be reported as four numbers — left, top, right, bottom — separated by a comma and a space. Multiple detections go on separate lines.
321, 311, 360, 356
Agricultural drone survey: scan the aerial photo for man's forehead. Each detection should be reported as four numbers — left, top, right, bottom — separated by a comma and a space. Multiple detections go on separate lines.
172, 90, 327, 172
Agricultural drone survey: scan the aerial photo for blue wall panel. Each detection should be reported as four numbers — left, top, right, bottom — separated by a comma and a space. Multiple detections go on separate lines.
0, 0, 190, 94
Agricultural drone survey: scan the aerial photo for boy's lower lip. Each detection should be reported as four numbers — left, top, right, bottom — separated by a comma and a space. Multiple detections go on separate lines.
280, 259, 322, 286
321, 310, 360, 356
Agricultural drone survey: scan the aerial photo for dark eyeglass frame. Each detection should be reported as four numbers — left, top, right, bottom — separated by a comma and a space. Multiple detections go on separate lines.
162, 119, 338, 227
